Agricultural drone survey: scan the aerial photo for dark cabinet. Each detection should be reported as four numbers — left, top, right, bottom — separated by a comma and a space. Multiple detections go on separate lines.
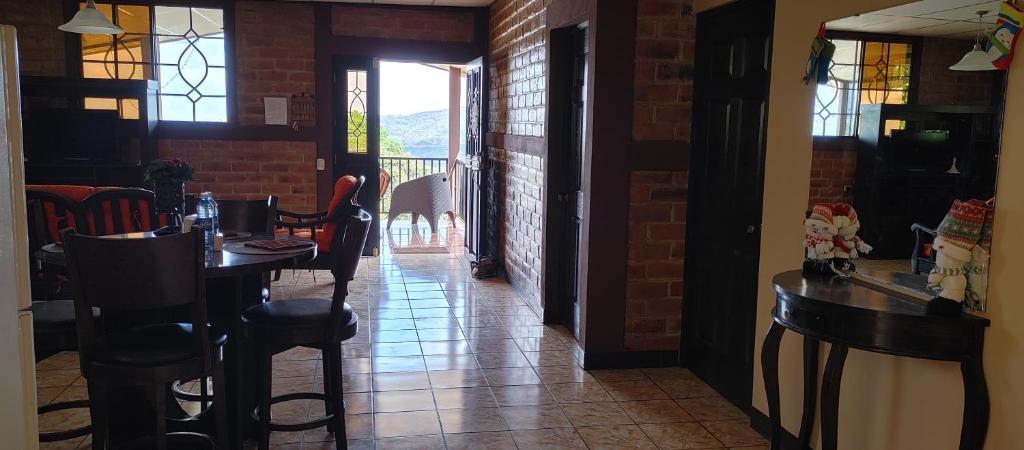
854, 104, 998, 258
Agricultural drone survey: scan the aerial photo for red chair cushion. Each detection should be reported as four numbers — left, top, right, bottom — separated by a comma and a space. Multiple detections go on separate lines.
318, 176, 359, 251
27, 185, 96, 202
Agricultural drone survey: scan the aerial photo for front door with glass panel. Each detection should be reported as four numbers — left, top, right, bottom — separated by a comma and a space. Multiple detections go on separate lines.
334, 57, 380, 255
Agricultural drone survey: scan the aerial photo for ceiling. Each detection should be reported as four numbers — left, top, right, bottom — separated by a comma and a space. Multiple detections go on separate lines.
287, 0, 493, 6
828, 0, 1003, 39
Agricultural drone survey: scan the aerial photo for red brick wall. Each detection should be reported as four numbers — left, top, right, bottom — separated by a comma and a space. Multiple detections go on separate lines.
808, 148, 857, 206
633, 0, 695, 141
489, 0, 548, 309
0, 0, 66, 76
159, 140, 317, 212
235, 1, 316, 126
917, 37, 1000, 106
626, 171, 688, 351
332, 5, 476, 43
624, 0, 695, 351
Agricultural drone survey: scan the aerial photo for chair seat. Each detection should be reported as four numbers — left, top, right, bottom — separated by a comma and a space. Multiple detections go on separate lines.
31, 300, 98, 330
274, 229, 315, 239
243, 299, 353, 329
96, 323, 227, 367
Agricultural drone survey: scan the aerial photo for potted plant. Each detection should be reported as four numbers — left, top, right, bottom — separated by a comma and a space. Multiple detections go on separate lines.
144, 159, 195, 224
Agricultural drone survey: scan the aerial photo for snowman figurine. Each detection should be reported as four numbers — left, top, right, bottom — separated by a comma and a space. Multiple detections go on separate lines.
802, 204, 838, 276
830, 203, 872, 275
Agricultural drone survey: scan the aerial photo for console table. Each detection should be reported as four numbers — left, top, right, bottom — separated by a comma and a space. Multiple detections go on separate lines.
762, 270, 990, 450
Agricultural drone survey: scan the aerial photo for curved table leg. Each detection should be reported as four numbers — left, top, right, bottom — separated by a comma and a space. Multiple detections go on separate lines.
959, 357, 989, 450
799, 337, 820, 449
821, 343, 848, 450
760, 319, 785, 450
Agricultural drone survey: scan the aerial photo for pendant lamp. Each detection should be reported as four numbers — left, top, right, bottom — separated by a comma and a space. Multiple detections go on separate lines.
950, 11, 996, 71
59, 0, 123, 35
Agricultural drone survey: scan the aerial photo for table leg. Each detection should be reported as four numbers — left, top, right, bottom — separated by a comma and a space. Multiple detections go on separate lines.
799, 337, 820, 449
760, 319, 785, 450
959, 356, 989, 450
821, 343, 848, 450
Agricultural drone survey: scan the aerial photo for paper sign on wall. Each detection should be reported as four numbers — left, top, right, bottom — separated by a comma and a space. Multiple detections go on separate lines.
264, 97, 288, 125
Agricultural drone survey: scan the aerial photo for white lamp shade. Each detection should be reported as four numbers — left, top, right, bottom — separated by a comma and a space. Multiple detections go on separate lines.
950, 44, 997, 71
58, 1, 124, 35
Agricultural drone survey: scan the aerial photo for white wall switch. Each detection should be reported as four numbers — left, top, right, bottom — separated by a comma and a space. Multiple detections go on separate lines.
316, 158, 326, 171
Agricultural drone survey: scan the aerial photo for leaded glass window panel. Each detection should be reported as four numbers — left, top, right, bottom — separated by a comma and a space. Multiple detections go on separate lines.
155, 6, 227, 122
347, 70, 369, 154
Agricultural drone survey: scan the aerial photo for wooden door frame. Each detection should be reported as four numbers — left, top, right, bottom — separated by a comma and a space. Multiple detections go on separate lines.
680, 0, 775, 411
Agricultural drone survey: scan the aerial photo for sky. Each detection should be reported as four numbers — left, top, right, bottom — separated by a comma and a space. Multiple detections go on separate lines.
380, 61, 451, 116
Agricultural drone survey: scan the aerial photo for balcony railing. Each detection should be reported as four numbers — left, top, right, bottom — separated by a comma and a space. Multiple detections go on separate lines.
379, 156, 449, 216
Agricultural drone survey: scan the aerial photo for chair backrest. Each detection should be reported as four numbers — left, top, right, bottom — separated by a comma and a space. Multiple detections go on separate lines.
322, 176, 365, 251
80, 188, 160, 235
219, 196, 279, 234
25, 189, 83, 244
61, 229, 210, 370
327, 208, 371, 342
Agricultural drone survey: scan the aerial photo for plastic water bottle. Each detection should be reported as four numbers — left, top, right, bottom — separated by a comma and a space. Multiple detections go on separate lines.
196, 192, 219, 254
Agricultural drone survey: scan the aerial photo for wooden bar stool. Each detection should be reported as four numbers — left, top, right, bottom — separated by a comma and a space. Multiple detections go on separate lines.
242, 208, 371, 450
62, 229, 229, 450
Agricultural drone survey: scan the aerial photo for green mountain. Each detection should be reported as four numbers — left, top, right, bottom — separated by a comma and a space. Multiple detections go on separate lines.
381, 109, 449, 158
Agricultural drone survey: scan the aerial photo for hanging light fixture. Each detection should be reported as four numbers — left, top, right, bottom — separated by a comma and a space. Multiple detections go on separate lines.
58, 0, 123, 35
950, 10, 996, 71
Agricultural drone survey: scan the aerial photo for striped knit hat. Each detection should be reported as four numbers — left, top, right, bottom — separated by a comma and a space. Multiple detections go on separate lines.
933, 199, 988, 261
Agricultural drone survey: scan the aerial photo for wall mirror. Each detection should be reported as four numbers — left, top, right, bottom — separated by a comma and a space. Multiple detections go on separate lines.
807, 0, 1008, 311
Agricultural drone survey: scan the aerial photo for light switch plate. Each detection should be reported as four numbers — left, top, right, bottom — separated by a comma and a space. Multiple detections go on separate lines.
316, 158, 325, 171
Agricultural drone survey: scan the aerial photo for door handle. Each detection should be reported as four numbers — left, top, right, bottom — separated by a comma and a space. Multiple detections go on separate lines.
746, 225, 757, 234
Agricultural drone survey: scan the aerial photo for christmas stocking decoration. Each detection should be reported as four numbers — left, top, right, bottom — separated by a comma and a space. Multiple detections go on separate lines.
927, 199, 987, 316
987, 1, 1024, 70
965, 199, 996, 311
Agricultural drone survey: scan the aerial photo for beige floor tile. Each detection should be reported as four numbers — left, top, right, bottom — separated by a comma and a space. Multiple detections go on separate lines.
372, 372, 430, 391
426, 369, 488, 389
438, 407, 509, 433
373, 389, 436, 412
443, 430, 517, 449
640, 422, 724, 449
535, 365, 597, 384
481, 367, 542, 386
548, 382, 614, 404
432, 387, 498, 410
500, 404, 572, 430
491, 384, 555, 406
374, 410, 441, 438
701, 419, 768, 447
510, 427, 588, 449
560, 401, 635, 427
374, 434, 446, 449
601, 379, 670, 401
676, 397, 747, 421
577, 424, 658, 449
619, 399, 695, 424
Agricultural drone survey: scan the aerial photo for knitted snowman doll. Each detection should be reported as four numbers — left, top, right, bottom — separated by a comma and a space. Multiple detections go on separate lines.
803, 204, 838, 276
830, 203, 872, 274
927, 199, 988, 316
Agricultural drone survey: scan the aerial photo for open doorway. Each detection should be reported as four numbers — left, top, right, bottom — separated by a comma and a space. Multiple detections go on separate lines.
377, 61, 466, 255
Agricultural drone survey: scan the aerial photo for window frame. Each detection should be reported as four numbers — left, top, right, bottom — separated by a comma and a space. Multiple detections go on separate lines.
813, 31, 922, 138
65, 0, 236, 124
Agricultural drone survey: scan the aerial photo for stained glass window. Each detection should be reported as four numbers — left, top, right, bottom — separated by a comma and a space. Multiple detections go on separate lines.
812, 39, 913, 136
347, 70, 369, 154
78, 3, 226, 122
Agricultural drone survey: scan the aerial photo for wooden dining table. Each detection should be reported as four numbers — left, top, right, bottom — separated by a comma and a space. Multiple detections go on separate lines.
39, 232, 316, 449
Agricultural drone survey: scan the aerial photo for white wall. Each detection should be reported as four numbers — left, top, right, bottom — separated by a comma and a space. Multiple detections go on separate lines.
753, 1, 1024, 449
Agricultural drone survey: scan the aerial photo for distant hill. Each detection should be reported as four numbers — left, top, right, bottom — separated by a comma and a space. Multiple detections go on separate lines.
381, 109, 449, 158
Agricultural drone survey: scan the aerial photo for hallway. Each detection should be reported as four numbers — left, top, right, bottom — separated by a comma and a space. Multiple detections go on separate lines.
36, 240, 767, 450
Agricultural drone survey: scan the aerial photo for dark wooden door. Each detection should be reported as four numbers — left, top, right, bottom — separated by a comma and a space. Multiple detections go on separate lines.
558, 27, 588, 337
462, 59, 485, 260
334, 57, 380, 255
682, 0, 774, 409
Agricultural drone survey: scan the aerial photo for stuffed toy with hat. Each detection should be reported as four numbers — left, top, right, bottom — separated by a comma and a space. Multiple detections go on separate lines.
927, 199, 992, 316
803, 204, 838, 276
830, 203, 872, 273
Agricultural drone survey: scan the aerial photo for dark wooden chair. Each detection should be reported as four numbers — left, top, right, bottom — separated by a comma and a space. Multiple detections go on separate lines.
62, 229, 228, 450
911, 223, 937, 274
274, 176, 364, 277
79, 188, 160, 236
219, 196, 279, 234
243, 207, 371, 450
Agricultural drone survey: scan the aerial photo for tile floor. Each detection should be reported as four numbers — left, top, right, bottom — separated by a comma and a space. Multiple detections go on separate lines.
36, 225, 767, 449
